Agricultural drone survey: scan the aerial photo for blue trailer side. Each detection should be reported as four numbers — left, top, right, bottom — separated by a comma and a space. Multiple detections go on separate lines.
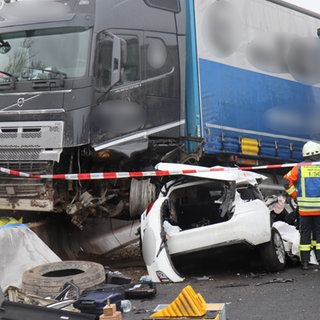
187, 0, 320, 164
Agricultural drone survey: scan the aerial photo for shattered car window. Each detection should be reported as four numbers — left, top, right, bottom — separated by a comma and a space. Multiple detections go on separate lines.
162, 181, 236, 230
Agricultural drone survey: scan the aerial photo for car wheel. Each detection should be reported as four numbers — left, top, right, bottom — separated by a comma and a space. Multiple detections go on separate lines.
22, 261, 105, 298
259, 227, 286, 272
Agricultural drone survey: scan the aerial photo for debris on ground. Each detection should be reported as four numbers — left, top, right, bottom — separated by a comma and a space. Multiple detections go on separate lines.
0, 224, 155, 320
216, 283, 250, 288
3, 259, 155, 318
82, 241, 147, 281
255, 278, 294, 286
249, 272, 267, 279
191, 275, 212, 281
4, 285, 81, 312
105, 266, 132, 285
1, 286, 95, 320
125, 281, 156, 299
0, 295, 96, 320
74, 288, 124, 316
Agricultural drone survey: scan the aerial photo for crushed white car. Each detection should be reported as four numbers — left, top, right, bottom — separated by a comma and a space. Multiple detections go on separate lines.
140, 163, 286, 283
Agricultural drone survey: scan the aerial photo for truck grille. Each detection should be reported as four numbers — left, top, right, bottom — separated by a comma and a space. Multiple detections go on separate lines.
0, 183, 47, 198
0, 149, 42, 161
0, 121, 63, 161
0, 161, 52, 174
0, 162, 53, 198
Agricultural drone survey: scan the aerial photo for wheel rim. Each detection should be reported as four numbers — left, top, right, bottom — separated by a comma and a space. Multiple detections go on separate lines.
274, 232, 285, 264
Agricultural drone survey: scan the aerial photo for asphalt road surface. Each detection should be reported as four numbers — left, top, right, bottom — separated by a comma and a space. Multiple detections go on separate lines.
120, 261, 320, 320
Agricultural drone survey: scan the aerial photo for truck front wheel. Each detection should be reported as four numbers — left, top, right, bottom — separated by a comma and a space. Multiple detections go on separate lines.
129, 178, 156, 218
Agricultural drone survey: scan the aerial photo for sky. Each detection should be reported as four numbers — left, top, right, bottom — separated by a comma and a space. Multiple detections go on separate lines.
285, 0, 320, 14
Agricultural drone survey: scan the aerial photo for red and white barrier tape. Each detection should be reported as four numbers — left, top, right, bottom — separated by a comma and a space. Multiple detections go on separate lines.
1, 161, 320, 181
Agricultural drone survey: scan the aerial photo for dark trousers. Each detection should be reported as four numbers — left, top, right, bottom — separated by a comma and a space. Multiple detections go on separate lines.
300, 215, 320, 262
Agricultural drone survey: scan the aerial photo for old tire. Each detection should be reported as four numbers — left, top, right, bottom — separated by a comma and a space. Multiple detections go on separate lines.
22, 261, 105, 298
259, 227, 286, 272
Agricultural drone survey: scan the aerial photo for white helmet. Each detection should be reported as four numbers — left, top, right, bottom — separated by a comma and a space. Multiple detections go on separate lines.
302, 141, 320, 158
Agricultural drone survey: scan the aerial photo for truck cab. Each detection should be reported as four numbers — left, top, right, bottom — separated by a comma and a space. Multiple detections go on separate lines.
0, 0, 186, 226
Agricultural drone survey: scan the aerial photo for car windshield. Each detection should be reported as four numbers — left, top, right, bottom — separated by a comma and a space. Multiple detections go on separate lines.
0, 27, 91, 81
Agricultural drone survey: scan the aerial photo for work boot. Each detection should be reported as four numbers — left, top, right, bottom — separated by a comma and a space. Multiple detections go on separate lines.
301, 262, 309, 270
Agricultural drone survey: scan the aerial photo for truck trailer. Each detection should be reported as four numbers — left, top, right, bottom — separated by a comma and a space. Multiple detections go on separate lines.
0, 0, 318, 232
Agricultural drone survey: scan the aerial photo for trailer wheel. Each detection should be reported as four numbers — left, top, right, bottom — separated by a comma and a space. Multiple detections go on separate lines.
22, 261, 105, 298
259, 228, 286, 272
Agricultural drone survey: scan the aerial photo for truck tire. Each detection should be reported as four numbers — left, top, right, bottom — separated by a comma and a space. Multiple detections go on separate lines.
130, 178, 156, 218
22, 261, 105, 298
259, 228, 286, 272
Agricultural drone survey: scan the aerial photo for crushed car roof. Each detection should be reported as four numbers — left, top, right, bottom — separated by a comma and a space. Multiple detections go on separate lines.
155, 162, 266, 185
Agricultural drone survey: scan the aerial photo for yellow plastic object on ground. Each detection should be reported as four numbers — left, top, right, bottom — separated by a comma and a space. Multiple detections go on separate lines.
0, 217, 23, 226
150, 285, 207, 318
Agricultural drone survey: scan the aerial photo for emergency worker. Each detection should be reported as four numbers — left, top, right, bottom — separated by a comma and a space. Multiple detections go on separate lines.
284, 141, 320, 270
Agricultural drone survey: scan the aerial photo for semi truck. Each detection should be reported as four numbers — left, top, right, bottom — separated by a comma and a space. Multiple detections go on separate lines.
0, 0, 319, 232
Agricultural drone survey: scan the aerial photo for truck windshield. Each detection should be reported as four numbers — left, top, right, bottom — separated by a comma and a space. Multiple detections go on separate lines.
0, 27, 91, 81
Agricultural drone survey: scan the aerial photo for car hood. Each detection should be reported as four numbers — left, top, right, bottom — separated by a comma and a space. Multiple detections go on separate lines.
155, 162, 266, 185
